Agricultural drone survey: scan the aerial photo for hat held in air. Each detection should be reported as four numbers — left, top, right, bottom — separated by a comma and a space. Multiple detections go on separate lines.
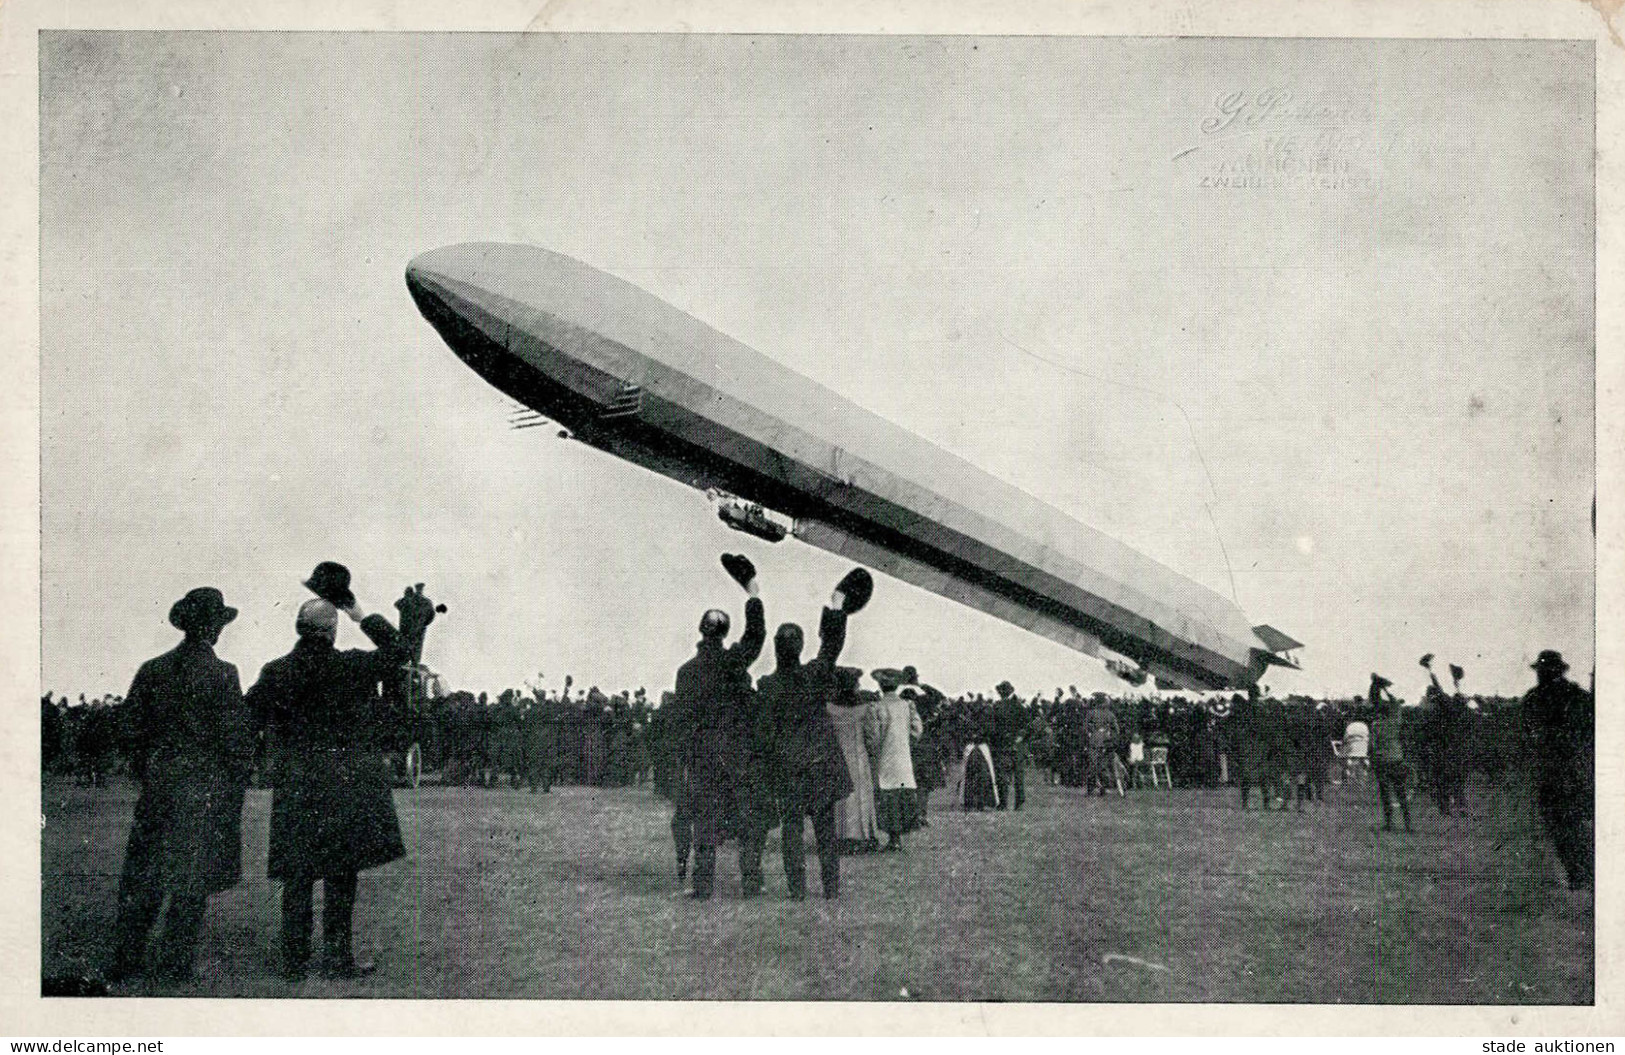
303, 561, 356, 609
720, 553, 757, 590
835, 568, 873, 614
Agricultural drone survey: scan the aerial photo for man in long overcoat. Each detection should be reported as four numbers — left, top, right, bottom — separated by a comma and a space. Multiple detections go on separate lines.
668, 556, 766, 899
991, 682, 1028, 811
106, 588, 255, 984
1524, 650, 1593, 889
247, 575, 437, 978
755, 595, 856, 899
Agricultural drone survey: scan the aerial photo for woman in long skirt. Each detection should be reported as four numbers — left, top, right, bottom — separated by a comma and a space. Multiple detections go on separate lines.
960, 741, 999, 810
864, 670, 922, 850
959, 700, 999, 810
827, 673, 879, 852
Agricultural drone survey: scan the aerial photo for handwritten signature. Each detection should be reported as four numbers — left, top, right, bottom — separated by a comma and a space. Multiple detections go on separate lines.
1200, 89, 1372, 136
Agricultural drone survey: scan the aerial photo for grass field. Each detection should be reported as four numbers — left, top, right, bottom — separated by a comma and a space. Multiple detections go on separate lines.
41, 774, 1592, 1002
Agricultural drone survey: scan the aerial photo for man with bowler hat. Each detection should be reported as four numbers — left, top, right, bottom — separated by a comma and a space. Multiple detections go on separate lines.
246, 563, 439, 979
668, 554, 767, 899
1524, 650, 1593, 890
106, 587, 255, 984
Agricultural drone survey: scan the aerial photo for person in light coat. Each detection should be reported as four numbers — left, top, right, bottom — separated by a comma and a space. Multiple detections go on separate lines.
863, 668, 923, 851
828, 667, 880, 851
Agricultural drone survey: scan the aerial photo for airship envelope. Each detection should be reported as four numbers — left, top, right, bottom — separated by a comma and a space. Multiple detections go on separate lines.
406, 243, 1296, 690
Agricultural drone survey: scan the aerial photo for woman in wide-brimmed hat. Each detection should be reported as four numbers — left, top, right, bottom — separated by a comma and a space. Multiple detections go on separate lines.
107, 587, 255, 986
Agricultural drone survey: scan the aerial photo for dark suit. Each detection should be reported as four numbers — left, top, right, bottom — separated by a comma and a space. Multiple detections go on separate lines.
110, 638, 255, 980
1525, 676, 1593, 888
668, 598, 765, 897
756, 607, 852, 898
991, 696, 1028, 810
246, 614, 411, 970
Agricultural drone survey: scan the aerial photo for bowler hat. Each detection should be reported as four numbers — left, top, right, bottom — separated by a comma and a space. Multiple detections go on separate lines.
1532, 650, 1569, 675
1370, 673, 1392, 689
720, 553, 757, 590
168, 587, 238, 634
835, 568, 873, 614
302, 561, 356, 608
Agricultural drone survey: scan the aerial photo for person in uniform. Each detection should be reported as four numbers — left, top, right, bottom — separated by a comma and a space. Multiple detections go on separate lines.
1082, 696, 1121, 798
1369, 673, 1413, 833
247, 565, 438, 979
667, 554, 766, 899
753, 569, 869, 898
1523, 650, 1593, 889
864, 668, 923, 850
106, 588, 255, 984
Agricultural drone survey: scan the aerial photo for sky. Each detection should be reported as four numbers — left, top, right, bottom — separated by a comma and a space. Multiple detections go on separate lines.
40, 33, 1594, 702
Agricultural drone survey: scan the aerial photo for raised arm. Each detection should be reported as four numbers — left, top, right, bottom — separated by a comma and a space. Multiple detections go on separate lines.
354, 583, 439, 671
814, 605, 848, 668
729, 596, 766, 668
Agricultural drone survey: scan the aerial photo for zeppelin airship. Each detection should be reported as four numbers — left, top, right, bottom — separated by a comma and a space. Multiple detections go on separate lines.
405, 243, 1300, 691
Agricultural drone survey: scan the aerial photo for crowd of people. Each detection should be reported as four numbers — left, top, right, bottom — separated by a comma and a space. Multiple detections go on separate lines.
45, 555, 1594, 986
44, 663, 1543, 805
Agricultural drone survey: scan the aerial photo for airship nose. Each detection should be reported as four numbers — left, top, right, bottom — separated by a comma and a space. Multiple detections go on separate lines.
405, 245, 523, 375
404, 246, 470, 311
405, 243, 523, 350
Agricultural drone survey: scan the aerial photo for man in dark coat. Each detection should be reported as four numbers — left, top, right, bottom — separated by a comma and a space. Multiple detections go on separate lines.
991, 682, 1028, 811
1422, 662, 1472, 816
755, 595, 856, 900
1523, 650, 1593, 890
247, 577, 437, 978
107, 588, 254, 984
667, 556, 767, 899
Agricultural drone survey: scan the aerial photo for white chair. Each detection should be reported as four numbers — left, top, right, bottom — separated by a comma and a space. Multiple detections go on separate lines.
1146, 745, 1172, 788
1341, 724, 1371, 785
